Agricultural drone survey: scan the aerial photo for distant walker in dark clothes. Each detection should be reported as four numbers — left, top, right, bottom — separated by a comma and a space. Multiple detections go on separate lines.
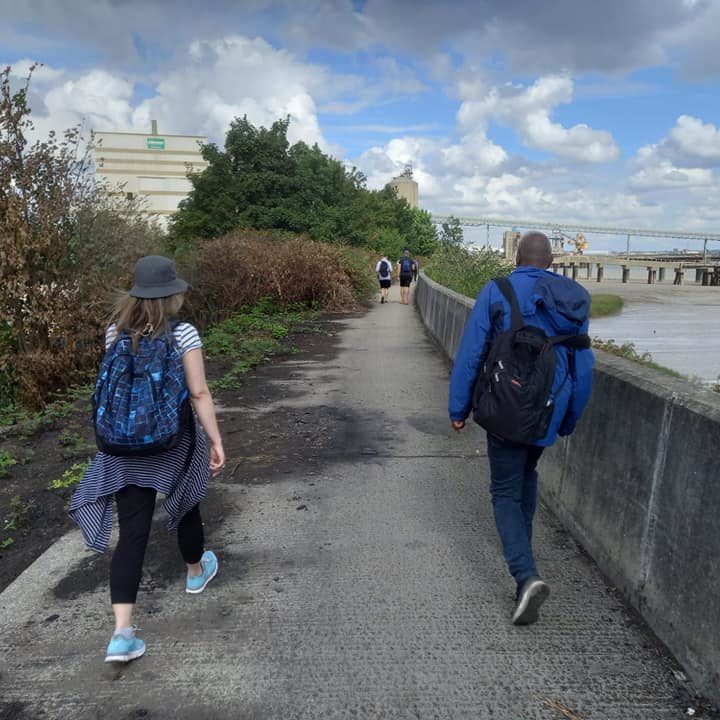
70, 255, 226, 664
397, 248, 417, 305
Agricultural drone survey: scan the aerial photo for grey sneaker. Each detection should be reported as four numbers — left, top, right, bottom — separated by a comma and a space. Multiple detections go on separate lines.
512, 577, 550, 625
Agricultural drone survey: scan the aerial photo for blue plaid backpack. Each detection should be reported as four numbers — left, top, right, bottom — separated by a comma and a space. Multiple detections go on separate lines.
93, 324, 191, 456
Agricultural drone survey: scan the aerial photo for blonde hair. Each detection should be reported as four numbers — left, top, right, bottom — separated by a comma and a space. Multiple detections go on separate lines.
112, 292, 185, 350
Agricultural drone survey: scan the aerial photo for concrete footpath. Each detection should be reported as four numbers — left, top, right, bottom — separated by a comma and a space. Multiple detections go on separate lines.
0, 285, 691, 720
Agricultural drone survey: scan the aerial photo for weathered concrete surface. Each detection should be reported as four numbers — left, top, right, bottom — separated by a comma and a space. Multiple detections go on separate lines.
0, 284, 697, 719
416, 271, 720, 708
543, 356, 720, 704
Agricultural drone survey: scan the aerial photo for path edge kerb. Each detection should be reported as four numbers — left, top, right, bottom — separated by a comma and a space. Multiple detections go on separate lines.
414, 270, 720, 706
0, 529, 88, 628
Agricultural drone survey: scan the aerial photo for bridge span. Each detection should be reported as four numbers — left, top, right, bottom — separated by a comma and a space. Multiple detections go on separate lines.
431, 214, 720, 242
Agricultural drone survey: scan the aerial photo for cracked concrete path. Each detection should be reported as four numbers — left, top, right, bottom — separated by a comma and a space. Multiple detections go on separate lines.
0, 284, 690, 719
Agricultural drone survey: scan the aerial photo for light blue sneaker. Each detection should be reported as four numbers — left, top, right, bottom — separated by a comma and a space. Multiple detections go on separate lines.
105, 628, 146, 663
186, 550, 218, 594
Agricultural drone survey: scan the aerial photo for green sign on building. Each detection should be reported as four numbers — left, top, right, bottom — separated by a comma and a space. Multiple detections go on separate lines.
147, 137, 165, 150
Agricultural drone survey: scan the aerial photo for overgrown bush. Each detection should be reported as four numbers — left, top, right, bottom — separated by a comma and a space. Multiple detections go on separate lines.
0, 65, 163, 410
0, 67, 385, 417
425, 245, 513, 299
181, 231, 375, 330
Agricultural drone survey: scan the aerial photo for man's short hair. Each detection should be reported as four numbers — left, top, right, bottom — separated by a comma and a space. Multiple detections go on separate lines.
517, 232, 552, 268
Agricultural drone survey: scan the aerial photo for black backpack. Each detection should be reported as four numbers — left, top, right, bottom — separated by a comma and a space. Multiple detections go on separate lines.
379, 260, 390, 276
400, 257, 414, 274
472, 277, 590, 444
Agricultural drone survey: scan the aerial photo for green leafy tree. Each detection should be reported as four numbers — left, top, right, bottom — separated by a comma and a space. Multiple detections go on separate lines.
169, 116, 430, 252
284, 141, 365, 242
439, 216, 464, 247
169, 116, 296, 246
407, 208, 439, 256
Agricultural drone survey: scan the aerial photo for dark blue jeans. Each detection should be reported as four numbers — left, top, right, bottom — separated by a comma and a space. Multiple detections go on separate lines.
486, 433, 545, 586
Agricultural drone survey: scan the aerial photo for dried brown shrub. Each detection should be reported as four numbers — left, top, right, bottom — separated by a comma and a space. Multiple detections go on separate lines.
0, 65, 163, 409
182, 230, 369, 330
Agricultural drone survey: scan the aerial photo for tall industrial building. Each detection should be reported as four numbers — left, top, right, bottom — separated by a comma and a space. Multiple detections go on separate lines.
389, 165, 419, 209
503, 230, 521, 259
93, 121, 207, 225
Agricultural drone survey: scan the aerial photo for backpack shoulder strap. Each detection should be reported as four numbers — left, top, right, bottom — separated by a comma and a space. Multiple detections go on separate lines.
494, 277, 523, 331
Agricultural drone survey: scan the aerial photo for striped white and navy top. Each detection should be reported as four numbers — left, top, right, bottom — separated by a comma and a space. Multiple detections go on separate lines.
104, 322, 202, 354
69, 321, 210, 553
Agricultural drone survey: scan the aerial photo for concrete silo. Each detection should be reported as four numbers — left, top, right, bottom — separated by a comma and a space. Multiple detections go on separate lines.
389, 164, 419, 209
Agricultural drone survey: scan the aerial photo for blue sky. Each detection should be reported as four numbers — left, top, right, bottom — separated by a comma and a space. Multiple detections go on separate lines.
3, 0, 720, 250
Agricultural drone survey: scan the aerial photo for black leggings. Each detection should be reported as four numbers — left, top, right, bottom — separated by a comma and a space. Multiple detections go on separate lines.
110, 484, 204, 604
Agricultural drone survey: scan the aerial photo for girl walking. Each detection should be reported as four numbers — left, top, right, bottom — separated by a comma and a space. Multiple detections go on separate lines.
70, 255, 225, 663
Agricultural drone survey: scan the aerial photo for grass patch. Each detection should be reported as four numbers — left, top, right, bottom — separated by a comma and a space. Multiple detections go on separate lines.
592, 338, 685, 378
205, 298, 318, 391
49, 461, 91, 490
590, 294, 623, 319
0, 383, 93, 436
2, 493, 36, 548
595, 338, 719, 393
0, 451, 17, 478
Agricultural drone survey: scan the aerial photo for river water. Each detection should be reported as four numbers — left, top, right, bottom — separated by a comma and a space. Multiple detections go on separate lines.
583, 277, 720, 383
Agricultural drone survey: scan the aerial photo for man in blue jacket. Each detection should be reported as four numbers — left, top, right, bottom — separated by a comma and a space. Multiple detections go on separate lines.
449, 232, 594, 625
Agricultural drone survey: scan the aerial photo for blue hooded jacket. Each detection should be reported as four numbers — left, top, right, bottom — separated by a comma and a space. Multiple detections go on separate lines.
448, 266, 594, 446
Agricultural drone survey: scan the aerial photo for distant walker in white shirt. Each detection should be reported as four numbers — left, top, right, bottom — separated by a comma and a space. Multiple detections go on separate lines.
376, 256, 393, 304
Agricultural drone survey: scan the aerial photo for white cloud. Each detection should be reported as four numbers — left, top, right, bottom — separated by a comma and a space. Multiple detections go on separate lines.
358, 129, 508, 199
11, 35, 339, 154
629, 115, 720, 191
133, 36, 332, 150
45, 71, 135, 132
633, 115, 720, 171
629, 160, 714, 191
7, 63, 135, 142
669, 115, 720, 163
458, 76, 620, 163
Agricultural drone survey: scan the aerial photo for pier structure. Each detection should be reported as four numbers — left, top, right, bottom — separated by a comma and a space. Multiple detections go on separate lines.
432, 214, 720, 285
550, 253, 720, 285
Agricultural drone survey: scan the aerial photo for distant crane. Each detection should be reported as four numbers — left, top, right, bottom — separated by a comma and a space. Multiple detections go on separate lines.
551, 228, 588, 254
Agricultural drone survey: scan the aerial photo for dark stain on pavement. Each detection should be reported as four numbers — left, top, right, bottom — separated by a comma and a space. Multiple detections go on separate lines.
54, 484, 230, 599
0, 701, 28, 720
406, 413, 454, 437
225, 402, 394, 484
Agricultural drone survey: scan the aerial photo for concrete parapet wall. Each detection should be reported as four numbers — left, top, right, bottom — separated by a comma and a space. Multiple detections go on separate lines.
415, 271, 720, 703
